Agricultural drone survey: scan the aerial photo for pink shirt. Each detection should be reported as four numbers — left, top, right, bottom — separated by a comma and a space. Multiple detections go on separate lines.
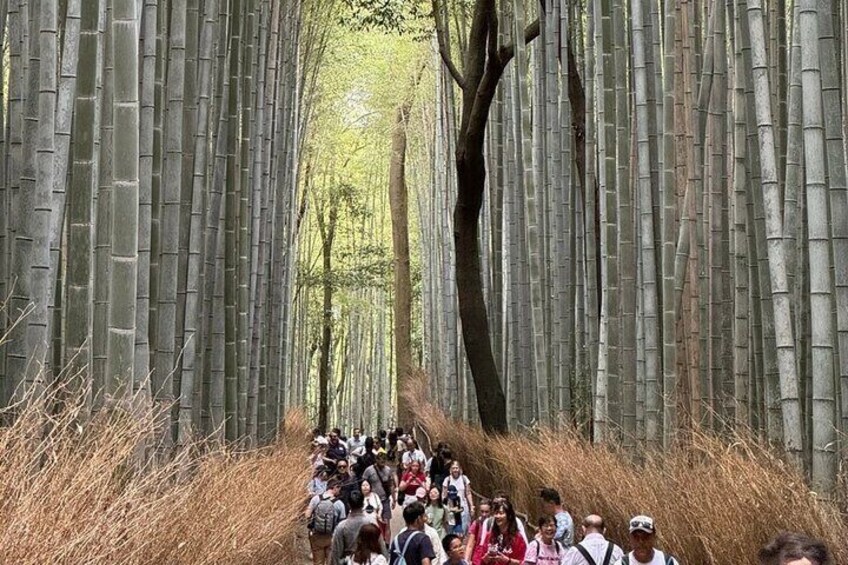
524, 539, 564, 565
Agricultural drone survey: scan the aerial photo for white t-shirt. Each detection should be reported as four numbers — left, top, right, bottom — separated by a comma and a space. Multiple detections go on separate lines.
363, 492, 383, 522
424, 523, 448, 564
442, 474, 471, 510
402, 449, 426, 467
346, 553, 388, 565
562, 533, 624, 565
348, 436, 366, 460
614, 550, 679, 565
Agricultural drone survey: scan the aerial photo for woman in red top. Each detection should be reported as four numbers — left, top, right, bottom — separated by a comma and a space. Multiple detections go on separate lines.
481, 500, 526, 565
398, 460, 428, 507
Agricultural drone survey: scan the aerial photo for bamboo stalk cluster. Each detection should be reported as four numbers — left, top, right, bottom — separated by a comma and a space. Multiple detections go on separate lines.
0, 0, 315, 449
423, 0, 848, 495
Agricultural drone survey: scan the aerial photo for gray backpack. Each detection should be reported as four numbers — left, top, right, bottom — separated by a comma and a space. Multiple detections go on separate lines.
312, 498, 338, 535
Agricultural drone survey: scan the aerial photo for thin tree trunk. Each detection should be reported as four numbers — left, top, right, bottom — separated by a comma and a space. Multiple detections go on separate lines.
632, 0, 661, 448
106, 0, 140, 397
799, 0, 838, 497
65, 0, 104, 400
746, 0, 804, 467
389, 74, 419, 429
316, 201, 337, 433
156, 0, 187, 447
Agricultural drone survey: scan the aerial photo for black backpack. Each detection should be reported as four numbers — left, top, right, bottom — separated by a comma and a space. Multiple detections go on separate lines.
531, 539, 564, 558
574, 542, 614, 565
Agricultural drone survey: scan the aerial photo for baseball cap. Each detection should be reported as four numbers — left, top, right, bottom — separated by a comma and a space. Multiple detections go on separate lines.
415, 487, 427, 500
629, 515, 655, 534
314, 436, 329, 446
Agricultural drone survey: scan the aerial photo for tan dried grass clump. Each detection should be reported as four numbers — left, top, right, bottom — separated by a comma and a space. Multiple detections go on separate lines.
406, 376, 848, 565
0, 379, 312, 564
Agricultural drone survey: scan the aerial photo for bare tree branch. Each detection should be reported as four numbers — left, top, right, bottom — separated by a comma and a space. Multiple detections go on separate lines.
486, 8, 498, 66
433, 0, 466, 89
497, 18, 541, 66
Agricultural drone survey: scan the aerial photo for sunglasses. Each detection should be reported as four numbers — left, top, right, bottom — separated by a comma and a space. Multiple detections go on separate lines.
630, 519, 654, 531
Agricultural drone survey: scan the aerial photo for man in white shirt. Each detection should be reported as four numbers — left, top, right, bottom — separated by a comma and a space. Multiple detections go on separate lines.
401, 437, 426, 470
347, 427, 366, 464
614, 515, 680, 565
563, 514, 623, 565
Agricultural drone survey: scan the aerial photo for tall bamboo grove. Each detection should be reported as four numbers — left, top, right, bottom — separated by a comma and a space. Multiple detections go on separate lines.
0, 0, 313, 448
421, 0, 848, 496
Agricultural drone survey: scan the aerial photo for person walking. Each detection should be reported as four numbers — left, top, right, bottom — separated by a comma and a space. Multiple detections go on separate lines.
539, 487, 574, 548
424, 486, 448, 539
363, 452, 397, 542
361, 479, 382, 526
427, 444, 452, 489
480, 500, 526, 565
324, 429, 349, 472
614, 516, 679, 565
465, 498, 492, 565
335, 459, 358, 511
562, 515, 623, 565
400, 461, 429, 507
389, 502, 437, 565
473, 493, 528, 562
309, 468, 330, 497
441, 461, 474, 535
758, 532, 832, 565
402, 437, 427, 470
331, 491, 388, 565
443, 534, 469, 565
347, 523, 390, 565
305, 478, 348, 565
523, 515, 565, 565
348, 428, 366, 463
355, 437, 378, 479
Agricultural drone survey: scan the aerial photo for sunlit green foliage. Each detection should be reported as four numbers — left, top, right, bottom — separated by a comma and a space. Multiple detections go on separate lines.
296, 14, 434, 420
339, 0, 430, 35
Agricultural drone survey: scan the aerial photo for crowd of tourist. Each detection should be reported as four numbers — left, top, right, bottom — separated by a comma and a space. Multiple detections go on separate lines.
303, 426, 833, 565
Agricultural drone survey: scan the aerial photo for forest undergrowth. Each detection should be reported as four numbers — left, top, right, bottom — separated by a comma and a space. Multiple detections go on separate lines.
405, 377, 848, 565
0, 377, 310, 564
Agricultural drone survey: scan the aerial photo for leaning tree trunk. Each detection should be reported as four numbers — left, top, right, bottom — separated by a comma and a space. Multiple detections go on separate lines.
433, 0, 539, 433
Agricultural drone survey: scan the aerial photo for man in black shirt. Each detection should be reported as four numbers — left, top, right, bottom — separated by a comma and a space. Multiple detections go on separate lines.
389, 502, 436, 565
323, 429, 349, 472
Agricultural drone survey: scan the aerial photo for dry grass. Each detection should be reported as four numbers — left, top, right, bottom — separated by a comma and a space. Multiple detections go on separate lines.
406, 377, 848, 565
0, 379, 312, 564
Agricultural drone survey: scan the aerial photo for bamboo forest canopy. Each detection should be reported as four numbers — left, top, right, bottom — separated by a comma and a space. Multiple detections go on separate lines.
1, 0, 848, 499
